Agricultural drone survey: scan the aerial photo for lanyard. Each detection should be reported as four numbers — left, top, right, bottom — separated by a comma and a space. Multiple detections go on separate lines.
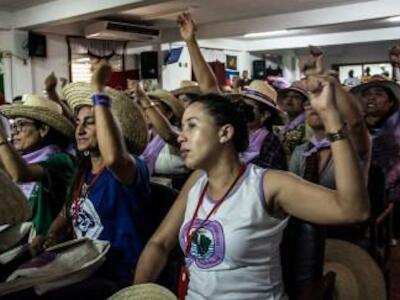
72, 166, 104, 222
184, 164, 246, 256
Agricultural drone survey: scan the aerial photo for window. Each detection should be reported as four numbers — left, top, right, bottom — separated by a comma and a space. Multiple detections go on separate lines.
68, 37, 125, 82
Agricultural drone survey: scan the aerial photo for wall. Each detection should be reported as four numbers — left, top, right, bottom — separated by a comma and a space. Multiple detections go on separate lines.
0, 31, 69, 100
31, 34, 69, 95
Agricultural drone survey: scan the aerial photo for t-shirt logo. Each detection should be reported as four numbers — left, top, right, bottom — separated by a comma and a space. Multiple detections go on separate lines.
72, 197, 103, 239
180, 219, 225, 269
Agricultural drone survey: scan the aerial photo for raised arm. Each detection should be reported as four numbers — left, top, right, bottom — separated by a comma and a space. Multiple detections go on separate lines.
136, 84, 179, 148
44, 72, 75, 121
134, 170, 201, 284
333, 79, 370, 162
91, 60, 136, 184
177, 12, 220, 93
300, 48, 370, 163
266, 76, 369, 225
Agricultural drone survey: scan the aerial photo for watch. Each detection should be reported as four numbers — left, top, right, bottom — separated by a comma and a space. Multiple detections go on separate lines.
326, 124, 347, 142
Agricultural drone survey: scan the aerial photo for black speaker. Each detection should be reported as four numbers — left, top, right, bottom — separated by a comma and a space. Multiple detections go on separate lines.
252, 60, 266, 79
140, 51, 158, 79
28, 32, 47, 57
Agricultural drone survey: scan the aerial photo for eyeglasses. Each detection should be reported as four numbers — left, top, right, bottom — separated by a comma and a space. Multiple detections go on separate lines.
9, 120, 37, 133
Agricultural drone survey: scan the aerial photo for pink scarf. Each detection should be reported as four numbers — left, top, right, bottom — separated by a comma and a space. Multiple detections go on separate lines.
240, 127, 269, 163
19, 145, 60, 198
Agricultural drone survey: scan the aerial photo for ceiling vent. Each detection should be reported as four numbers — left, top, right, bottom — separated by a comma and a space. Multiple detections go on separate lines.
84, 21, 160, 42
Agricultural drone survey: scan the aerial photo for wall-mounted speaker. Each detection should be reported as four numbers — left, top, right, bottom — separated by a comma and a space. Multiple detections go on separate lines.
140, 51, 158, 79
252, 60, 266, 79
28, 32, 47, 58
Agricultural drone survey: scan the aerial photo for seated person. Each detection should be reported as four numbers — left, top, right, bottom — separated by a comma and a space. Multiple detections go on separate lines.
139, 88, 190, 186
277, 83, 309, 158
240, 80, 287, 170
23, 61, 151, 299
0, 94, 75, 237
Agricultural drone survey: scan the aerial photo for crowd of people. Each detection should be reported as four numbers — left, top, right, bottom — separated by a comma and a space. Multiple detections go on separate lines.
0, 11, 398, 300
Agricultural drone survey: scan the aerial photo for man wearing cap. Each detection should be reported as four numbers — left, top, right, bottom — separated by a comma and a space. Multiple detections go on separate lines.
278, 83, 309, 158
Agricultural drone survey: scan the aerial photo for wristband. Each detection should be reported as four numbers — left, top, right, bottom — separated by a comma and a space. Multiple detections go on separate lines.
326, 123, 347, 142
92, 94, 111, 108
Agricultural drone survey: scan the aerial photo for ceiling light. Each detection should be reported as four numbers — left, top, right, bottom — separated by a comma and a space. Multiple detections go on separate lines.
387, 16, 400, 22
243, 30, 289, 38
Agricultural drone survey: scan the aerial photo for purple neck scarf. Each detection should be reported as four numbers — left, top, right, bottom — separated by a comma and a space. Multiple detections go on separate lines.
303, 136, 330, 157
282, 112, 306, 136
19, 145, 61, 198
240, 127, 269, 163
140, 133, 166, 175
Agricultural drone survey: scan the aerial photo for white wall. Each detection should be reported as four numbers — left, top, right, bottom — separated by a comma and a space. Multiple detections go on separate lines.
31, 34, 69, 95
0, 31, 70, 100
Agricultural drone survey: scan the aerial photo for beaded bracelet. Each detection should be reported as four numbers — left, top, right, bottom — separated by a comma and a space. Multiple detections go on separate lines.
92, 94, 111, 108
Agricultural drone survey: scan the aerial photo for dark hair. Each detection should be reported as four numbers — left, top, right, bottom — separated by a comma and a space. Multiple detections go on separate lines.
255, 102, 281, 130
190, 93, 250, 152
35, 121, 71, 149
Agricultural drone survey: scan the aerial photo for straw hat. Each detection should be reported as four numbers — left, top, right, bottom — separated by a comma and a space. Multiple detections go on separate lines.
242, 80, 282, 112
107, 283, 177, 300
324, 239, 386, 300
0, 94, 74, 139
147, 89, 185, 121
171, 80, 201, 97
62, 82, 148, 155
277, 82, 309, 103
0, 169, 31, 225
350, 76, 400, 104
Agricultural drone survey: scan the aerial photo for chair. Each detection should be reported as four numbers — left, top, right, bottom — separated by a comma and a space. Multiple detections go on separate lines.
147, 182, 183, 295
281, 218, 335, 300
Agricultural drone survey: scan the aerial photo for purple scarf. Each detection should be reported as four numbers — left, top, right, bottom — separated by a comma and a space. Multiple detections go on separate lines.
240, 127, 269, 163
19, 145, 60, 198
140, 133, 166, 175
302, 136, 330, 157
282, 112, 306, 136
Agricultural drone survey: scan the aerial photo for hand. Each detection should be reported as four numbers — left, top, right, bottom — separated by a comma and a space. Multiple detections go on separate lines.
59, 77, 68, 88
44, 72, 57, 93
299, 45, 324, 76
389, 45, 400, 66
177, 12, 197, 42
304, 75, 337, 115
91, 59, 112, 93
29, 235, 46, 256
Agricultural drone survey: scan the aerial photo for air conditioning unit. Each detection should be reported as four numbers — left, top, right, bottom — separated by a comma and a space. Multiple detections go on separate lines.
84, 21, 160, 42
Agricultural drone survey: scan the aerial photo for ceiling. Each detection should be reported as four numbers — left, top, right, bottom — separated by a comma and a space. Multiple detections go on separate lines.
0, 0, 55, 12
112, 0, 372, 28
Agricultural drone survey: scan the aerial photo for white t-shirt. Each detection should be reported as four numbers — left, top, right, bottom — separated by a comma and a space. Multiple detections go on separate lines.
179, 164, 289, 300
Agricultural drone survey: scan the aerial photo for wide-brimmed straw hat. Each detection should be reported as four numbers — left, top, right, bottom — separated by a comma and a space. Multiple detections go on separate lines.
277, 82, 309, 103
242, 80, 282, 113
0, 94, 74, 139
62, 82, 148, 155
324, 239, 386, 300
0, 170, 31, 225
171, 80, 201, 97
108, 283, 177, 300
350, 76, 400, 104
147, 89, 185, 121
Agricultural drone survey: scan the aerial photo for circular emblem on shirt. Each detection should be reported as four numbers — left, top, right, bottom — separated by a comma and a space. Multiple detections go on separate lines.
180, 219, 225, 269
71, 197, 103, 239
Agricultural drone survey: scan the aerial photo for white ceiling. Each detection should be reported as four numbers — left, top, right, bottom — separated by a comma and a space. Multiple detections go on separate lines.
0, 0, 55, 12
116, 0, 372, 28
